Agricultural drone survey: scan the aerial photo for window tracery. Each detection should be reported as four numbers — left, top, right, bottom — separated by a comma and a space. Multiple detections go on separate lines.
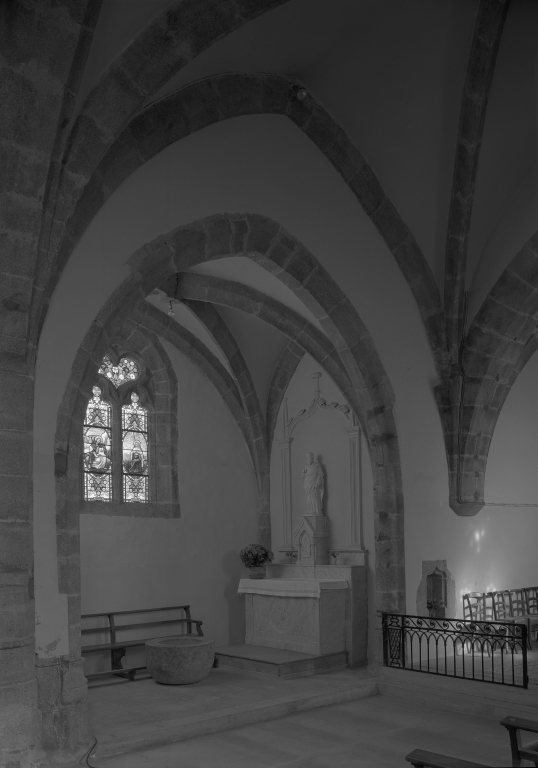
98, 355, 140, 388
122, 392, 149, 503
83, 386, 113, 501
83, 355, 151, 504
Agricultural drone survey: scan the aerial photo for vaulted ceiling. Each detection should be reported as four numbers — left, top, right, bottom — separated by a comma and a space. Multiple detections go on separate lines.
2, 0, 537, 515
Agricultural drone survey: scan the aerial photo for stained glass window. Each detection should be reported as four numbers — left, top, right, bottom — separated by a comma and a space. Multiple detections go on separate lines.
98, 355, 140, 388
122, 392, 149, 502
83, 386, 113, 501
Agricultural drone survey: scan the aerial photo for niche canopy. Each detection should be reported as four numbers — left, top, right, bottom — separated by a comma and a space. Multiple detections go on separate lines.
98, 355, 140, 388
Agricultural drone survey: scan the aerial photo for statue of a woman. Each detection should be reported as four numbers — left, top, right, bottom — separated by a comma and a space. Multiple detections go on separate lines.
302, 452, 324, 515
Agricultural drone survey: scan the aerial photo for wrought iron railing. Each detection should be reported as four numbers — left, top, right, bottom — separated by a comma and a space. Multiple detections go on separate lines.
382, 613, 528, 688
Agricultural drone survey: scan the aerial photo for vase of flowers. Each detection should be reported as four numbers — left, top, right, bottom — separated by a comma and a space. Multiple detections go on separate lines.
239, 544, 274, 579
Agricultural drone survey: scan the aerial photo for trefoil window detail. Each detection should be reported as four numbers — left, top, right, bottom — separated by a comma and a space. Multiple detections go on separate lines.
122, 392, 149, 503
83, 386, 112, 501
98, 355, 140, 388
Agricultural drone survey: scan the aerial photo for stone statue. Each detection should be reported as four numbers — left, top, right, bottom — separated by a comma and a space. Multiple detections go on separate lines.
302, 452, 324, 515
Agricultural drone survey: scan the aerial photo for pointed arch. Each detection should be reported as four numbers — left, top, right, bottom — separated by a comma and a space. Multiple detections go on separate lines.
82, 212, 406, 617
37, 73, 446, 380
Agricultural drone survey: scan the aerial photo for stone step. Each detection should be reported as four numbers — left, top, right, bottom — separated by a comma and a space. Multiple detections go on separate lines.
214, 644, 348, 677
378, 666, 538, 720
82, 668, 377, 763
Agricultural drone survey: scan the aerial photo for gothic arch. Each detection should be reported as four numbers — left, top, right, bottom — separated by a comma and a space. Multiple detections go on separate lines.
39, 73, 445, 380
180, 298, 269, 523
172, 273, 359, 423
438, 229, 538, 513
79, 212, 405, 617
267, 342, 305, 449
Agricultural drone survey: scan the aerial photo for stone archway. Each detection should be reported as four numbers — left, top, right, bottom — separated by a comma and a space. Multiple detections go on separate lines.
50, 211, 406, 756
43, 73, 445, 379
75, 212, 406, 615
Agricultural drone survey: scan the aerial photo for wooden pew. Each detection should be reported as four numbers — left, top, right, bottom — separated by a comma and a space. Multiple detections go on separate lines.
81, 604, 203, 680
405, 750, 492, 767
500, 716, 538, 766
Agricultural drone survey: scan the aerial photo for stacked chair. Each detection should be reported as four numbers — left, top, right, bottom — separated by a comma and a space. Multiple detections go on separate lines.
462, 587, 538, 650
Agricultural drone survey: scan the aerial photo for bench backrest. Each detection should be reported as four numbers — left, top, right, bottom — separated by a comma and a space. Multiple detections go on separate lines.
81, 605, 194, 646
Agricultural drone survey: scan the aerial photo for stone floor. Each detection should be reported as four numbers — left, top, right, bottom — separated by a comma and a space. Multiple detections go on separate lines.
406, 637, 538, 689
87, 691, 514, 767
84, 642, 538, 766
87, 665, 376, 758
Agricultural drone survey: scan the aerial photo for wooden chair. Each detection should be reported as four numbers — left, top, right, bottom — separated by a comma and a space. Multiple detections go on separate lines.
461, 593, 495, 655
490, 590, 512, 621
462, 592, 491, 622
487, 590, 526, 653
405, 749, 492, 767
507, 589, 533, 649
500, 716, 538, 766
524, 587, 538, 642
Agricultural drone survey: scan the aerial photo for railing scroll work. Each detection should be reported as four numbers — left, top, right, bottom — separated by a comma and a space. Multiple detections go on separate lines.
382, 613, 528, 688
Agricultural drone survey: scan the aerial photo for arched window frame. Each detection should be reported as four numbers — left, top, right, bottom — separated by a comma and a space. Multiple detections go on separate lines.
70, 333, 179, 519
82, 349, 156, 506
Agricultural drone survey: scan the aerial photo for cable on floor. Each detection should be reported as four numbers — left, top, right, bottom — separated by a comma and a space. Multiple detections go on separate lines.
79, 737, 99, 768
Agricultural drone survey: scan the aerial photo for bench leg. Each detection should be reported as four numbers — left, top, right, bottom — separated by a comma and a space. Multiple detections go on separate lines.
505, 726, 523, 767
111, 647, 126, 671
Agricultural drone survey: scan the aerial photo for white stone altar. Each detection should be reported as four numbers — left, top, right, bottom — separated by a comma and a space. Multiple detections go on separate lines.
238, 578, 348, 655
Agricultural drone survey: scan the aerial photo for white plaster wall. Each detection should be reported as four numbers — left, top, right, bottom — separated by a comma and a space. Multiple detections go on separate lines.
487, 351, 538, 505
80, 340, 258, 671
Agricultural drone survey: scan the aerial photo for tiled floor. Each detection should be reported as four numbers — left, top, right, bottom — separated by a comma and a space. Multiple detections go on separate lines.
88, 693, 513, 767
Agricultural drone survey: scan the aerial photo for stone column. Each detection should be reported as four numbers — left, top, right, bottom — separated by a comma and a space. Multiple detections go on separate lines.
0, 370, 40, 768
278, 438, 293, 549
346, 425, 363, 551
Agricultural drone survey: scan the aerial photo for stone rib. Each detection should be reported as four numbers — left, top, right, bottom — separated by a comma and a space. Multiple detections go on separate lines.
444, 0, 510, 362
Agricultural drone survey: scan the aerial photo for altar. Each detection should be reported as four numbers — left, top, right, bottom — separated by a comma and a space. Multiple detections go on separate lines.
234, 371, 369, 669
238, 577, 348, 655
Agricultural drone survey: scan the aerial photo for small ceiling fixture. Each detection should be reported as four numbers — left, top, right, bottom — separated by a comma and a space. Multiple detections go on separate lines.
295, 87, 307, 102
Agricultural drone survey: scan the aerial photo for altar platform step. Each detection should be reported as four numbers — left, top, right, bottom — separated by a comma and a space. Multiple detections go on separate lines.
85, 666, 376, 762
214, 644, 348, 677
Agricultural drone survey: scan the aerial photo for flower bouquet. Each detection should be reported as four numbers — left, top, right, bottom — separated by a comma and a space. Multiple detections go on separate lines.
239, 544, 274, 579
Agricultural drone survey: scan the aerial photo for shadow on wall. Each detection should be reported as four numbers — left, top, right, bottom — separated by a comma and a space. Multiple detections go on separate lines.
318, 456, 329, 511
222, 550, 246, 645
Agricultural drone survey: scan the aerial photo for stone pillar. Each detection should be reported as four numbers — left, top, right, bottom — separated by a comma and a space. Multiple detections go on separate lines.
278, 438, 293, 549
346, 425, 363, 551
0, 369, 40, 768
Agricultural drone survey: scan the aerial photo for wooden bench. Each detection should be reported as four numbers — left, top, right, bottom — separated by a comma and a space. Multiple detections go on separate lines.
500, 716, 538, 766
405, 749, 492, 767
81, 605, 203, 680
